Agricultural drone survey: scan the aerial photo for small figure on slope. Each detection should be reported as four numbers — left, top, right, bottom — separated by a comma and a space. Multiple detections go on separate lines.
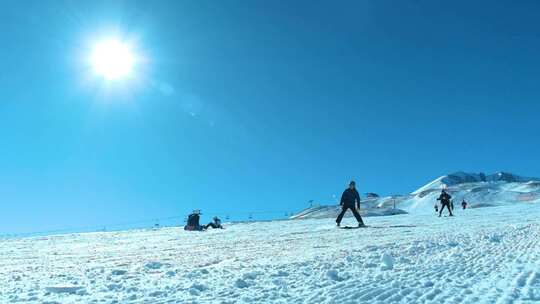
336, 181, 365, 227
205, 216, 224, 229
184, 210, 205, 231
461, 199, 468, 210
434, 203, 439, 213
437, 189, 454, 217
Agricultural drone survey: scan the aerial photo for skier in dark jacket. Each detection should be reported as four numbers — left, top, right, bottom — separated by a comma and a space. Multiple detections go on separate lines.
461, 199, 468, 209
336, 181, 365, 227
184, 210, 204, 231
437, 190, 453, 217
205, 216, 224, 229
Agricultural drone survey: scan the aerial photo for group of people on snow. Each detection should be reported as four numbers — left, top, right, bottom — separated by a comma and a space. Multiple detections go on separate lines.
334, 180, 468, 227
184, 181, 470, 232
184, 210, 224, 231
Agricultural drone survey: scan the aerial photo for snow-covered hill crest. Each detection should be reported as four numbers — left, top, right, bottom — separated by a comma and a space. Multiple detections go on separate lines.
293, 171, 540, 219
412, 171, 540, 195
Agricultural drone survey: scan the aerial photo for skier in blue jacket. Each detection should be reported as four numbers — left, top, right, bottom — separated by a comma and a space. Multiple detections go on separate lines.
336, 181, 365, 227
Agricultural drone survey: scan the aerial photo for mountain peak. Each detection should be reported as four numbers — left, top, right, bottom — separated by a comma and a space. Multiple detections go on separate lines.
412, 171, 539, 194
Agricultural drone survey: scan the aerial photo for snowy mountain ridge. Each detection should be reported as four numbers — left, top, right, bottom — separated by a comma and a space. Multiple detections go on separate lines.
412, 171, 540, 195
292, 171, 540, 219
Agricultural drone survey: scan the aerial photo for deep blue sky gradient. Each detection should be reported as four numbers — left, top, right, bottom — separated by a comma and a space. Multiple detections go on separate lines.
1, 0, 540, 233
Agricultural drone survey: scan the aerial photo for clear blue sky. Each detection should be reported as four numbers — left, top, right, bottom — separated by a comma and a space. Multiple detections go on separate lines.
1, 0, 540, 234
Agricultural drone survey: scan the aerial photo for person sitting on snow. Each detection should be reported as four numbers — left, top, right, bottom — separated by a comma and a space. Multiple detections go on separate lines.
437, 189, 453, 217
205, 216, 224, 229
184, 210, 204, 231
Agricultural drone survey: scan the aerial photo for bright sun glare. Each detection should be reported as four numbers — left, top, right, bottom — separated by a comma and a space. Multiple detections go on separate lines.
90, 39, 135, 81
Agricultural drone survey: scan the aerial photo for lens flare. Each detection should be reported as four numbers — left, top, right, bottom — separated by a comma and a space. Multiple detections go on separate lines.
90, 39, 135, 80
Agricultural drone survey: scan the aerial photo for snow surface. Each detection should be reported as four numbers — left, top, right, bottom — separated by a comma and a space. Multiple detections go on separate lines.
2, 203, 540, 303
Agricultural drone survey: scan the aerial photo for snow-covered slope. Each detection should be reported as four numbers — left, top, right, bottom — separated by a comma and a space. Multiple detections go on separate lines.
404, 171, 540, 213
2, 203, 540, 303
293, 172, 540, 219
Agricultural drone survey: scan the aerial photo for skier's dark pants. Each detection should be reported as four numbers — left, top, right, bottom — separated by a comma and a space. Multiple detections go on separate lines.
336, 205, 364, 225
439, 202, 453, 216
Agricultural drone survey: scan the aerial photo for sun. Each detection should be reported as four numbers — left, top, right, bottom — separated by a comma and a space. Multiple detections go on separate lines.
90, 39, 135, 81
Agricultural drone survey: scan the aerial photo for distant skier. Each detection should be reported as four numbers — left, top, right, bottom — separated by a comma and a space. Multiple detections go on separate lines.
434, 203, 439, 213
205, 216, 224, 229
437, 190, 453, 217
184, 210, 204, 231
461, 199, 468, 210
336, 181, 365, 227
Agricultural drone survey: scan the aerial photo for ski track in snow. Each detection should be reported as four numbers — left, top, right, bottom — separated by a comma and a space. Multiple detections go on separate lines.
1, 204, 540, 304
